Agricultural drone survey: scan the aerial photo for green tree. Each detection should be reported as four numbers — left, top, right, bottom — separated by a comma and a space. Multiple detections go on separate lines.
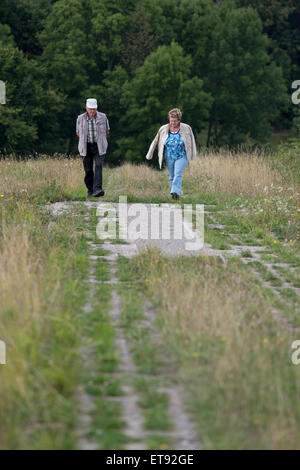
121, 1, 163, 76
0, 40, 64, 154
203, 0, 289, 147
234, 0, 296, 77
38, 0, 140, 153
39, 0, 101, 153
116, 41, 212, 163
83, 65, 130, 165
0, 0, 52, 57
91, 0, 137, 72
0, 23, 15, 46
234, 0, 300, 130
169, 0, 214, 75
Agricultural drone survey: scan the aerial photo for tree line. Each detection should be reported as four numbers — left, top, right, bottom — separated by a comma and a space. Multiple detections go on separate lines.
0, 0, 299, 165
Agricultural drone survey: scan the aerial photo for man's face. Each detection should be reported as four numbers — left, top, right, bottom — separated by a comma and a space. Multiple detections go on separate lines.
86, 106, 97, 118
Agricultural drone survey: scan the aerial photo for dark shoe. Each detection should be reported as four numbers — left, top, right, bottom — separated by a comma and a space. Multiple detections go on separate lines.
92, 189, 105, 197
174, 193, 179, 200
171, 193, 175, 199
87, 190, 93, 197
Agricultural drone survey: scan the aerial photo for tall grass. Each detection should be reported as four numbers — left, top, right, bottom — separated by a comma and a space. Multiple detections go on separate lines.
0, 155, 83, 202
131, 250, 300, 449
107, 150, 298, 202
186, 150, 283, 198
1, 148, 298, 202
0, 199, 88, 449
0, 150, 298, 448
105, 162, 168, 201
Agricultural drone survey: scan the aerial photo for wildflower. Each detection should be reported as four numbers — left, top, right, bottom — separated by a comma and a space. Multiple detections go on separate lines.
274, 240, 277, 244
145, 279, 149, 283
253, 418, 260, 425
160, 443, 168, 450
0, 194, 3, 197
263, 338, 268, 344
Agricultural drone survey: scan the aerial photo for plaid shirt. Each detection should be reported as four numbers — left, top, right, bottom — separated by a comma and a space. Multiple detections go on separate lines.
86, 115, 110, 143
87, 116, 97, 143
77, 111, 110, 156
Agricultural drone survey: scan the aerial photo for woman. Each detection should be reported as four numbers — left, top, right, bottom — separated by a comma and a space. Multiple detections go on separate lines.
145, 108, 197, 199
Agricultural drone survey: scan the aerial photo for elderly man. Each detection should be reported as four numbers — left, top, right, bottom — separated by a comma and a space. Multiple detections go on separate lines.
76, 98, 110, 197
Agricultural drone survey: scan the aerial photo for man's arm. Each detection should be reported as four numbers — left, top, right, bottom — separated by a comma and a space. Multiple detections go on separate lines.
76, 116, 79, 137
106, 116, 110, 136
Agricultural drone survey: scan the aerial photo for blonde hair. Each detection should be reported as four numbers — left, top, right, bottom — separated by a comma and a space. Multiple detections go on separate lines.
168, 108, 182, 121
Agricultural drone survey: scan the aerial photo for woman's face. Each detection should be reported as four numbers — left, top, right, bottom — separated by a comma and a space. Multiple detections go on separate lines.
169, 116, 180, 128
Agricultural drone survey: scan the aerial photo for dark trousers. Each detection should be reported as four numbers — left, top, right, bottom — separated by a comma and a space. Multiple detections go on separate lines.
82, 143, 105, 193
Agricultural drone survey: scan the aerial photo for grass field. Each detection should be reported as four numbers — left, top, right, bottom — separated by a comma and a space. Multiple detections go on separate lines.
0, 146, 299, 449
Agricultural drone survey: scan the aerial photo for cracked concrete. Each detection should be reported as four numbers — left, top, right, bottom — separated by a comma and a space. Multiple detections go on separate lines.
205, 211, 300, 332
46, 199, 299, 447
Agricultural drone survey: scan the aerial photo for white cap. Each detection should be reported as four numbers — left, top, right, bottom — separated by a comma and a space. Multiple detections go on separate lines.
86, 98, 97, 109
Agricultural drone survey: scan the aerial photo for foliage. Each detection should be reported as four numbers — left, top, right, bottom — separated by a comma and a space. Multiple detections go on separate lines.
117, 41, 212, 162
0, 0, 298, 159
0, 41, 64, 154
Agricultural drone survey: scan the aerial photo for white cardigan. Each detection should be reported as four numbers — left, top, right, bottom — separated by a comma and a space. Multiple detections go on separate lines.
145, 123, 197, 169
